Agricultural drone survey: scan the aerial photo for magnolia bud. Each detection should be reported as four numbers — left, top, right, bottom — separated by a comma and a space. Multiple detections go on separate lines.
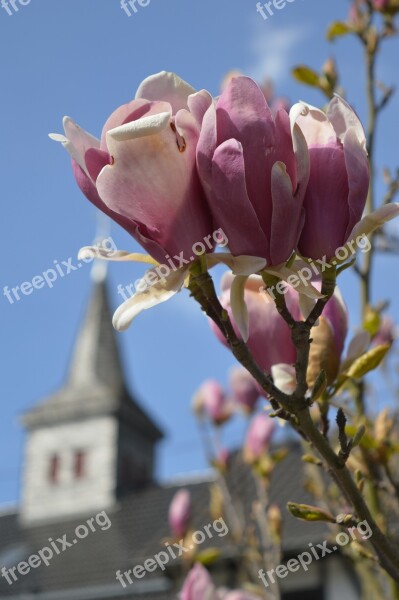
169, 489, 192, 538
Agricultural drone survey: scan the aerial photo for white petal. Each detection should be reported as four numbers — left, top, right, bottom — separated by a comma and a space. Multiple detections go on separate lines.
289, 103, 310, 188
48, 133, 68, 143
327, 95, 367, 150
292, 123, 310, 192
206, 254, 266, 275
292, 101, 336, 146
113, 266, 188, 331
271, 363, 297, 394
107, 111, 171, 143
230, 276, 249, 342
289, 102, 309, 129
135, 71, 195, 113
220, 271, 234, 292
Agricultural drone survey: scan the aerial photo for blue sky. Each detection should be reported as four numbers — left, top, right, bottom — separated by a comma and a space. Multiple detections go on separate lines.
1, 0, 399, 506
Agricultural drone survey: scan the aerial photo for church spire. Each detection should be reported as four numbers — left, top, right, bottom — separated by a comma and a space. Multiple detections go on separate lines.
67, 279, 124, 391
22, 276, 163, 444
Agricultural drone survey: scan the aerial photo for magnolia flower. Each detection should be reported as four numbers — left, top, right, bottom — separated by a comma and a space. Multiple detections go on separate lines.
221, 71, 290, 114
197, 76, 310, 266
211, 274, 348, 391
243, 414, 275, 463
294, 96, 369, 260
229, 367, 261, 414
50, 71, 214, 265
210, 274, 300, 373
181, 564, 218, 600
169, 489, 192, 538
180, 564, 261, 600
50, 73, 266, 331
193, 380, 232, 425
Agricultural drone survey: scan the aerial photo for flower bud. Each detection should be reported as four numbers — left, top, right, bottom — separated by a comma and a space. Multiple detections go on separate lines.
193, 380, 232, 426
168, 489, 192, 538
244, 414, 275, 463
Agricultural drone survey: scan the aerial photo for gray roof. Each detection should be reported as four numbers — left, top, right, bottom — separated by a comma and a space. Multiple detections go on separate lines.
0, 445, 329, 599
21, 281, 163, 442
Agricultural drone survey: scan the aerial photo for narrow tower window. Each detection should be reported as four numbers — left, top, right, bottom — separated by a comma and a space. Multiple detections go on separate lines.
49, 454, 60, 485
74, 450, 86, 479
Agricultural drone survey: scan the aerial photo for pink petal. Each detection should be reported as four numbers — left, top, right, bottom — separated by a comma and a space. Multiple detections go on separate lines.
270, 162, 304, 265
63, 117, 100, 173
197, 102, 217, 195
298, 142, 350, 260
211, 139, 270, 259
187, 90, 213, 126
72, 160, 167, 263
216, 77, 275, 229
97, 111, 212, 260
85, 148, 112, 181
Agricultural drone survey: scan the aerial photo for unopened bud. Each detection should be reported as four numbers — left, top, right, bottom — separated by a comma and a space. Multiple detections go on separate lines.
287, 502, 335, 523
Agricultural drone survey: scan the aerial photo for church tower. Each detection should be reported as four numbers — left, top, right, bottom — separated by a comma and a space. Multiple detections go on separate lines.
20, 279, 163, 524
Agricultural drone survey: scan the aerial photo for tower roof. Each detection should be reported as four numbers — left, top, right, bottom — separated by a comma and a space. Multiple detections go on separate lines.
22, 280, 163, 441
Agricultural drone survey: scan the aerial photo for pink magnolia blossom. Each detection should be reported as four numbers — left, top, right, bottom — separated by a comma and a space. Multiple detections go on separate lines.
210, 274, 301, 374
193, 380, 232, 425
168, 489, 192, 538
244, 414, 275, 463
50, 72, 214, 265
197, 76, 309, 266
229, 367, 261, 414
294, 96, 370, 261
180, 563, 218, 600
181, 564, 261, 600
210, 274, 348, 388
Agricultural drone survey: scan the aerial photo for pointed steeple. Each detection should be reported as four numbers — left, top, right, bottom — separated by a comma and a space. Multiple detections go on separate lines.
67, 279, 124, 391
22, 279, 163, 444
